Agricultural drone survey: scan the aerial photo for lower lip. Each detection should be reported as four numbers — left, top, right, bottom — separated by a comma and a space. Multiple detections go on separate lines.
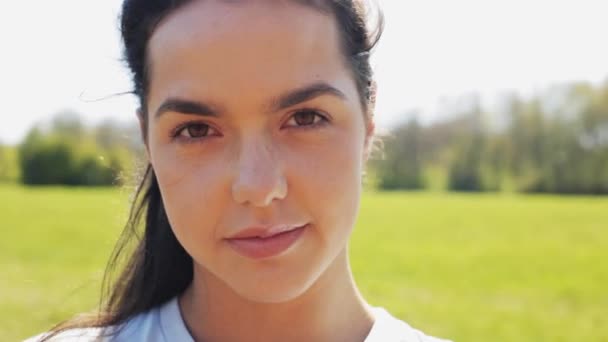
225, 225, 308, 260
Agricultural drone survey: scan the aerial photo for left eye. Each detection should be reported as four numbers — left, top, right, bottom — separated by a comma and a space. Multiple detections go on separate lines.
171, 122, 221, 142
182, 123, 210, 138
285, 110, 327, 127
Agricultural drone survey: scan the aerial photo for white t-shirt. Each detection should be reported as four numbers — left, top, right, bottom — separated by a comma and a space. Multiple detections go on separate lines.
26, 298, 452, 342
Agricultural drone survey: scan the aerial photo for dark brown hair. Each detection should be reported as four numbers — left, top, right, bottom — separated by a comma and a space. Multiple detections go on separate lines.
42, 0, 383, 339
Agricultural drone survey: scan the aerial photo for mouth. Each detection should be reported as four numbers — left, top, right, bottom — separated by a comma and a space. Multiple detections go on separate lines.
225, 224, 308, 259
227, 224, 307, 239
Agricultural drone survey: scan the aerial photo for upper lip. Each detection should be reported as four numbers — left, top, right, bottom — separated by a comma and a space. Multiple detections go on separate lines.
226, 224, 307, 239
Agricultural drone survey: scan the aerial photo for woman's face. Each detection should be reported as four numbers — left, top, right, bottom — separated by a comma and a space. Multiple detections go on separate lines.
145, 1, 373, 303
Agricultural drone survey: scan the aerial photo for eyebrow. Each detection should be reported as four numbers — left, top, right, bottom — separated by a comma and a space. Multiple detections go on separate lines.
268, 82, 347, 112
154, 82, 347, 119
155, 98, 220, 118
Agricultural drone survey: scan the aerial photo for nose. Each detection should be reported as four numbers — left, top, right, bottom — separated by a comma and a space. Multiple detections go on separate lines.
231, 138, 287, 207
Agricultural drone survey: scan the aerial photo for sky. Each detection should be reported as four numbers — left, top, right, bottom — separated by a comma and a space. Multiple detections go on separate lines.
1, 0, 607, 144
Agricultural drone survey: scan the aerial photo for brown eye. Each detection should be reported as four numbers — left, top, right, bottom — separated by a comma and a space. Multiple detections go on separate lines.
282, 109, 329, 130
289, 110, 328, 128
188, 124, 209, 137
294, 111, 317, 126
172, 121, 221, 143
181, 123, 209, 138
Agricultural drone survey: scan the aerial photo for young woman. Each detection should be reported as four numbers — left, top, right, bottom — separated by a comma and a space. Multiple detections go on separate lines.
30, 0, 451, 341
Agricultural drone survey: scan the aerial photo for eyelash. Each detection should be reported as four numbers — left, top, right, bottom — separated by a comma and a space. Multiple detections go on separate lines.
284, 108, 330, 131
170, 121, 220, 143
170, 109, 330, 143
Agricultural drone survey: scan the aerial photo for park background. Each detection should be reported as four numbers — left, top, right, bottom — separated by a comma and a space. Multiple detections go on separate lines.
1, 0, 607, 341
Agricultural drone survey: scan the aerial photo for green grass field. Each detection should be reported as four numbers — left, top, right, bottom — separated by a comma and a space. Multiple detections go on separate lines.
2, 184, 607, 341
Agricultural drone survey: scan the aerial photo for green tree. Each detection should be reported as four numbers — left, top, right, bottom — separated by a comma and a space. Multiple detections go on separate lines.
374, 117, 426, 190
17, 112, 135, 186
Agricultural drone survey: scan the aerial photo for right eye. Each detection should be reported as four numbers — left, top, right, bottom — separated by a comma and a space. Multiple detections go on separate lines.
172, 122, 220, 142
180, 123, 210, 138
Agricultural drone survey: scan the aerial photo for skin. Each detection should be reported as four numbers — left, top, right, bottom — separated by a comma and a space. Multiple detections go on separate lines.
142, 1, 376, 341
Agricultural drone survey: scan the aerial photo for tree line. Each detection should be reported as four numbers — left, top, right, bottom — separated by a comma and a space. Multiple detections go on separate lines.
371, 80, 608, 194
6, 111, 143, 186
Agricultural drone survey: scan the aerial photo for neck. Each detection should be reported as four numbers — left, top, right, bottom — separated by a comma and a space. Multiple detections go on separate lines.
179, 247, 374, 342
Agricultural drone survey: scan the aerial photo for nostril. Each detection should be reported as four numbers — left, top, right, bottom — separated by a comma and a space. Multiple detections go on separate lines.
231, 141, 287, 206
231, 170, 288, 207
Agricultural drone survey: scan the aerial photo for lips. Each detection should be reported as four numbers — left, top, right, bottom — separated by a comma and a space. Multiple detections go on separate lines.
228, 224, 304, 239
225, 224, 308, 259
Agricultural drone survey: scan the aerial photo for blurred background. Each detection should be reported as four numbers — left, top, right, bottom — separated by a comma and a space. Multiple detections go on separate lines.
1, 0, 607, 341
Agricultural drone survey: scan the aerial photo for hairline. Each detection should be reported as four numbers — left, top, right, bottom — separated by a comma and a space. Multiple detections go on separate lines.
139, 0, 362, 115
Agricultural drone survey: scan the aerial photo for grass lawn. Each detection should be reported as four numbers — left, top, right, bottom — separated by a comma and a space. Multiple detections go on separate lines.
2, 184, 607, 341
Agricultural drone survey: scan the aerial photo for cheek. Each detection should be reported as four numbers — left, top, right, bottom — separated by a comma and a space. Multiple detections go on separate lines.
287, 130, 364, 236
150, 145, 229, 255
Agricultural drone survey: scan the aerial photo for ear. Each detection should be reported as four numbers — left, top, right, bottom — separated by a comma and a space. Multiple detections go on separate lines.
136, 108, 151, 160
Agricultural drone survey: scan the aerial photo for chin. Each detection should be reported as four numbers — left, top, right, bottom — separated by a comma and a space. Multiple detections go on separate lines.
229, 269, 319, 304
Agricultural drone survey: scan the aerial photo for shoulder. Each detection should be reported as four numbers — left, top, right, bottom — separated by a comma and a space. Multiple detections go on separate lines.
24, 314, 159, 342
366, 307, 453, 342
23, 327, 106, 342
23, 299, 177, 342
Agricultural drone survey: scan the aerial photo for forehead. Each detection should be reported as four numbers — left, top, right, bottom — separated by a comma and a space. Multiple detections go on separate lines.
146, 0, 357, 109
